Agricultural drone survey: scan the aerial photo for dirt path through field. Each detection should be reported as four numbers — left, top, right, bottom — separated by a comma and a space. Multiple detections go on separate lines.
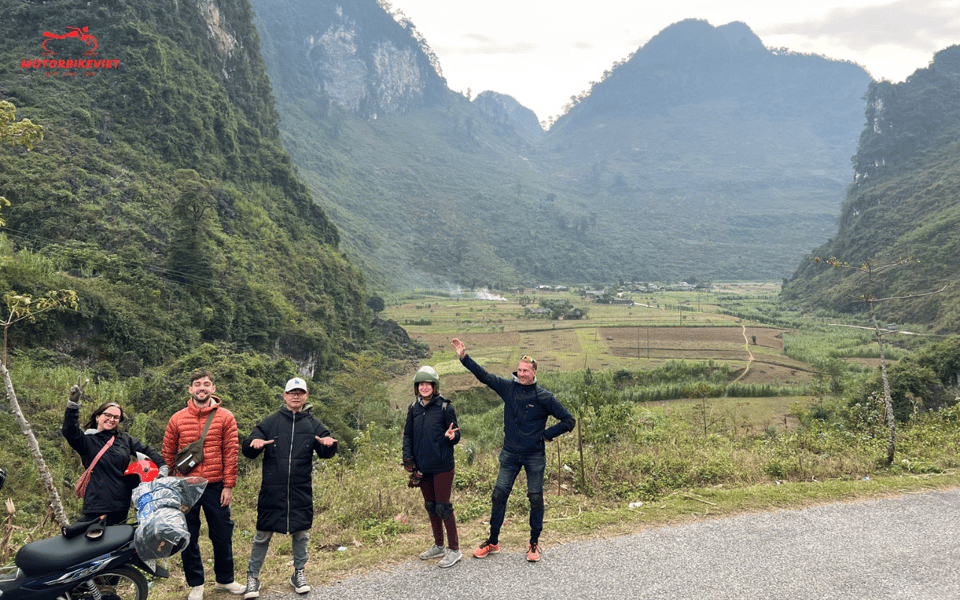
731, 321, 754, 384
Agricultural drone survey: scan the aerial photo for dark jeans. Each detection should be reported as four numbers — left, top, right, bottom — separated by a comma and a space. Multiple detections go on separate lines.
181, 481, 235, 587
489, 449, 546, 545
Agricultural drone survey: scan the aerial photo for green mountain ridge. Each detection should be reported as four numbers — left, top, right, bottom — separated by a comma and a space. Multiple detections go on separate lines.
0, 0, 374, 373
251, 4, 873, 289
5, 0, 955, 363
781, 46, 960, 334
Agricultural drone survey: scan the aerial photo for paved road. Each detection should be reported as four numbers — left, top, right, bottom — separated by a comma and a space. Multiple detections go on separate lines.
296, 487, 960, 599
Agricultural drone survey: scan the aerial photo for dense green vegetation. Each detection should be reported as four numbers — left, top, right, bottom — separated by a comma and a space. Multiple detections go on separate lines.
0, 0, 377, 373
782, 46, 960, 334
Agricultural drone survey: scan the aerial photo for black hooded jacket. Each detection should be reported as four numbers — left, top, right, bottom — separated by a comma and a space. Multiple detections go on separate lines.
242, 406, 337, 533
459, 354, 575, 454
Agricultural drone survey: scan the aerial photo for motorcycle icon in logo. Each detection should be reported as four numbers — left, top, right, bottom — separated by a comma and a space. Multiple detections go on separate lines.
42, 26, 98, 55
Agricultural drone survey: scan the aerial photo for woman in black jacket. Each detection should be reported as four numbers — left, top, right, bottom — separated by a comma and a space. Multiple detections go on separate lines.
62, 384, 164, 525
402, 366, 462, 568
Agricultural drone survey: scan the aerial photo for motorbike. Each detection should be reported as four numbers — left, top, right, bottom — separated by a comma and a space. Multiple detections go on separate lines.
0, 521, 164, 600
0, 464, 200, 600
41, 26, 98, 54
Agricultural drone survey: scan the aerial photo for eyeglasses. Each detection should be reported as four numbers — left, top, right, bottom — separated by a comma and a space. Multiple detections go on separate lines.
285, 390, 306, 397
101, 413, 121, 421
520, 356, 538, 369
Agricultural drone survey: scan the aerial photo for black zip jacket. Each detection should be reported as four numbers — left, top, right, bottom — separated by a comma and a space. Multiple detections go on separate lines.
402, 394, 460, 474
242, 406, 337, 533
459, 354, 575, 454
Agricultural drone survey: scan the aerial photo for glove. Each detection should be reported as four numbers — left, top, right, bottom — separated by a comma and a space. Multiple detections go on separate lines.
402, 457, 417, 472
158, 465, 170, 477
407, 471, 422, 488
69, 376, 89, 404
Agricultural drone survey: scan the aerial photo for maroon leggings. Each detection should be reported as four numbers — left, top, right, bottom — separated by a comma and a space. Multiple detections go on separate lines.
420, 469, 459, 551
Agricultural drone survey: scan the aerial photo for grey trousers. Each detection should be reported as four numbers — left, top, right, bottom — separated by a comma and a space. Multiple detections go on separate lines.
247, 530, 310, 577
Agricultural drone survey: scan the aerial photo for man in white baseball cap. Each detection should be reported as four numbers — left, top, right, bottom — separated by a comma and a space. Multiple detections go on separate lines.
240, 376, 337, 598
285, 377, 308, 393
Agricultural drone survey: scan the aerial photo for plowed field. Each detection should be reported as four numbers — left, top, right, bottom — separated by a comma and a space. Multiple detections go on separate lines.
600, 325, 813, 385
414, 325, 814, 388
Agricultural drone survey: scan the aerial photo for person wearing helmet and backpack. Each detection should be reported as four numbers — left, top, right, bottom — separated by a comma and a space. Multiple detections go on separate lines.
62, 377, 166, 525
403, 366, 462, 568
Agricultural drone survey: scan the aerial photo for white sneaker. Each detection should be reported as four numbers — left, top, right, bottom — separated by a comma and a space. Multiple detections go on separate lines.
188, 586, 204, 600
215, 582, 245, 595
439, 548, 462, 568
419, 544, 445, 559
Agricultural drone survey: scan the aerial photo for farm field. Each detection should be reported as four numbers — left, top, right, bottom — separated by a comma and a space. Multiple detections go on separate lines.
382, 286, 822, 428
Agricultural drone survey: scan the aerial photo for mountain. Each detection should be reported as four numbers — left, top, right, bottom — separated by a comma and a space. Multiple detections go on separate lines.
541, 19, 872, 283
251, 5, 872, 289
473, 91, 544, 144
0, 0, 373, 375
781, 46, 960, 333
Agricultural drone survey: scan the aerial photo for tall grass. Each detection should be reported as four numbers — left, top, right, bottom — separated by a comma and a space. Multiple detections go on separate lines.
3, 291, 959, 594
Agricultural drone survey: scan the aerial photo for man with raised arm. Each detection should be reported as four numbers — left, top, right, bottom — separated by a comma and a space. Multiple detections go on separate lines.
451, 338, 575, 562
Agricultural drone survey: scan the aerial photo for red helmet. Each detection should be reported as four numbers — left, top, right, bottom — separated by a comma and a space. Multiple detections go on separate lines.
123, 458, 160, 486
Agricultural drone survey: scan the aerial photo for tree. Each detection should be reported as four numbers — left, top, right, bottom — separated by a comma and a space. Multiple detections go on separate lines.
366, 295, 385, 314
816, 256, 946, 465
0, 101, 44, 225
169, 169, 217, 286
2, 291, 79, 527
1, 104, 74, 527
326, 352, 393, 432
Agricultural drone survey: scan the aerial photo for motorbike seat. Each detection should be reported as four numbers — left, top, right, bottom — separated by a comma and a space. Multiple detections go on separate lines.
15, 525, 135, 576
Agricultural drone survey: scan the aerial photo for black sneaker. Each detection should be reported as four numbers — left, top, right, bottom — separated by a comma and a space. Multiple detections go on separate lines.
290, 569, 310, 595
243, 576, 259, 600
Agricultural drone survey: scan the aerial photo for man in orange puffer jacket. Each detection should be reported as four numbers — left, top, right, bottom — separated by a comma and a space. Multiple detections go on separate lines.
163, 371, 243, 600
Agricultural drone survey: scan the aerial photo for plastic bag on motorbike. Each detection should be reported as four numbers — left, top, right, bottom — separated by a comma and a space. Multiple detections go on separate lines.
132, 476, 207, 560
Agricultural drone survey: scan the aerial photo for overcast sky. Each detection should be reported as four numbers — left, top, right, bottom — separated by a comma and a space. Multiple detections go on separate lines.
386, 0, 960, 123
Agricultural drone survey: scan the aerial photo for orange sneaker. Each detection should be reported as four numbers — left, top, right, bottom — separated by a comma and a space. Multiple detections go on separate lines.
527, 543, 541, 562
472, 540, 500, 558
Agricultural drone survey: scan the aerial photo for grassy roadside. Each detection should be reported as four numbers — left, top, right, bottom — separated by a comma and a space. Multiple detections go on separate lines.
150, 471, 960, 598
143, 289, 951, 597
